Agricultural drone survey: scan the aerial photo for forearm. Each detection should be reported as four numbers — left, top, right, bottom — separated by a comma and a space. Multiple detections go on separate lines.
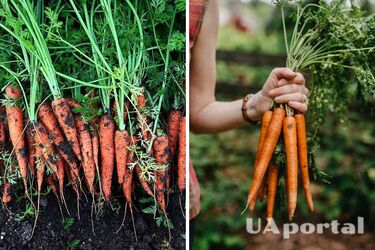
190, 92, 266, 134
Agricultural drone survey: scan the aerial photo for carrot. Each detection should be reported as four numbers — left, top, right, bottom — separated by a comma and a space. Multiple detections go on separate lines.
258, 178, 267, 202
283, 116, 298, 221
135, 164, 153, 196
137, 93, 150, 141
5, 85, 29, 196
115, 129, 130, 185
47, 175, 59, 201
26, 126, 36, 176
0, 105, 6, 151
295, 113, 314, 212
51, 98, 82, 162
153, 134, 170, 213
90, 118, 100, 183
33, 121, 59, 176
122, 136, 137, 205
38, 102, 80, 181
99, 113, 115, 201
266, 163, 279, 219
178, 117, 186, 190
246, 107, 285, 213
34, 134, 45, 226
2, 182, 12, 204
249, 110, 273, 209
75, 115, 95, 193
166, 110, 182, 189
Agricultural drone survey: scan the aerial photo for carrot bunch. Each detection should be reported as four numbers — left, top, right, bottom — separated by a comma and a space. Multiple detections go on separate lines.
245, 105, 314, 221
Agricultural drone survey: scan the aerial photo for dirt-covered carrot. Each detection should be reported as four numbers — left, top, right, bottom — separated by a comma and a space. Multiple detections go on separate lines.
266, 163, 279, 219
178, 117, 186, 190
115, 129, 130, 185
2, 182, 12, 204
51, 98, 82, 162
90, 118, 100, 172
283, 115, 298, 221
246, 107, 285, 213
295, 113, 314, 212
166, 110, 182, 189
47, 175, 59, 201
33, 122, 59, 177
99, 113, 115, 201
38, 103, 80, 180
74, 115, 95, 193
153, 134, 170, 213
249, 110, 273, 209
135, 164, 153, 196
122, 136, 137, 205
0, 105, 6, 151
5, 85, 29, 196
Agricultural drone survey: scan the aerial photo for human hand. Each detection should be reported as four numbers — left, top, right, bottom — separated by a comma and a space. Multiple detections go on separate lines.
247, 68, 309, 121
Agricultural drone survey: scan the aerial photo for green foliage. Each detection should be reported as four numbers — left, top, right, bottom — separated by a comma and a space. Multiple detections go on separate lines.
66, 239, 80, 250
61, 217, 74, 230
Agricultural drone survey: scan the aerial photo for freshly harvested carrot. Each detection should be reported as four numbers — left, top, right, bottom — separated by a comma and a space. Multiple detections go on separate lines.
295, 113, 314, 212
137, 93, 150, 141
166, 110, 182, 189
122, 137, 136, 204
47, 175, 59, 201
33, 122, 59, 176
90, 119, 100, 170
115, 129, 130, 185
249, 110, 273, 209
0, 105, 6, 151
74, 115, 95, 193
135, 164, 153, 196
266, 163, 279, 219
246, 107, 285, 213
38, 103, 80, 181
178, 117, 186, 190
2, 182, 12, 204
99, 113, 115, 201
51, 98, 82, 162
5, 85, 29, 196
26, 126, 36, 175
283, 116, 298, 221
153, 134, 170, 213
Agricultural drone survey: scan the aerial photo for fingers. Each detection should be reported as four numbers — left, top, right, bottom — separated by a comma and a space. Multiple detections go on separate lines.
288, 101, 308, 113
274, 93, 307, 104
269, 84, 309, 97
272, 68, 297, 80
277, 72, 305, 87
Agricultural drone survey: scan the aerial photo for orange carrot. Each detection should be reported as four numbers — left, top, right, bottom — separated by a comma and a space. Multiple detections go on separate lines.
0, 105, 6, 151
99, 114, 115, 201
246, 107, 285, 213
295, 113, 314, 212
5, 85, 29, 196
51, 98, 82, 162
115, 129, 130, 185
266, 163, 279, 219
135, 164, 153, 196
74, 115, 95, 193
47, 175, 59, 201
26, 126, 36, 176
166, 110, 182, 189
38, 103, 80, 181
2, 182, 12, 204
283, 116, 298, 221
249, 110, 273, 209
153, 134, 170, 213
33, 122, 59, 176
90, 118, 100, 175
122, 136, 137, 205
178, 117, 186, 190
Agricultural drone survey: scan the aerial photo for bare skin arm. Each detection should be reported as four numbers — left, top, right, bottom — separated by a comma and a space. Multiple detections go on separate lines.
190, 0, 308, 134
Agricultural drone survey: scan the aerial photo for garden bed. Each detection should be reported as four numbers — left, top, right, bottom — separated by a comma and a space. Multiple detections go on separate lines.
0, 191, 185, 250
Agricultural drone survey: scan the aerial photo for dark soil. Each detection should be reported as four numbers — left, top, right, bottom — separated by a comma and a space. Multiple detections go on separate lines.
0, 189, 186, 250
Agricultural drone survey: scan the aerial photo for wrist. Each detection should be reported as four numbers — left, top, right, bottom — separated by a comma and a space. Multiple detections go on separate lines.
246, 91, 271, 122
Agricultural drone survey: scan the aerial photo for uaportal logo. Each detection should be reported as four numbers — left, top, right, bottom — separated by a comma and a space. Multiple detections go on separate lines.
246, 217, 364, 239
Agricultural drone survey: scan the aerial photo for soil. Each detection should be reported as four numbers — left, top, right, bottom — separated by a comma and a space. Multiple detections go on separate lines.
0, 189, 186, 250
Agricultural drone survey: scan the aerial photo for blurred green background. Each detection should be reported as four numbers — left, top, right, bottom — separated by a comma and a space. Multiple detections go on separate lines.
190, 0, 375, 249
